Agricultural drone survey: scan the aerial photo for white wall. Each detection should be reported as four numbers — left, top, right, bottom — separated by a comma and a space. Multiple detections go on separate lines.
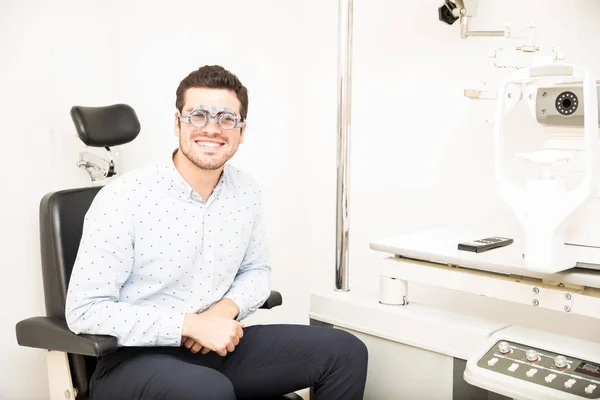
2, 0, 600, 399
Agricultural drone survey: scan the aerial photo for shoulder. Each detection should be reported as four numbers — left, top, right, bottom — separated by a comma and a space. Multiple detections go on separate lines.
223, 164, 263, 197
91, 162, 162, 206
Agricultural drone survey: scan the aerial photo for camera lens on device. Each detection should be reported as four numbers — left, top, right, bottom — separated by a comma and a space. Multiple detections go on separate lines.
555, 91, 578, 116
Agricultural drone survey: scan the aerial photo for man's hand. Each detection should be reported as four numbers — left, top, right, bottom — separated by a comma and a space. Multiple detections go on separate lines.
182, 311, 244, 357
182, 336, 211, 354
182, 299, 241, 354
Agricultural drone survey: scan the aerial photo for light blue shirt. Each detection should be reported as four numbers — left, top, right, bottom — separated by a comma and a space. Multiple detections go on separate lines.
65, 152, 271, 347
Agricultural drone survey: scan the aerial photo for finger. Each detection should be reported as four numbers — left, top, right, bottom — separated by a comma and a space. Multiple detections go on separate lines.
227, 343, 235, 353
184, 338, 195, 349
235, 322, 244, 336
233, 336, 240, 346
201, 347, 211, 355
217, 348, 227, 357
191, 342, 203, 353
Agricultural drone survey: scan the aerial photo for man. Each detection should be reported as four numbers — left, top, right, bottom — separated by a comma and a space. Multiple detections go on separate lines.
65, 65, 368, 400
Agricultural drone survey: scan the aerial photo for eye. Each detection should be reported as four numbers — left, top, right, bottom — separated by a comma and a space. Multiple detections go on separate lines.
189, 112, 207, 125
219, 113, 236, 128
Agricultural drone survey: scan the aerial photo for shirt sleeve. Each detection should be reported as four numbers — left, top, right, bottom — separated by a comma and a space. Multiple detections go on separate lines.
223, 189, 271, 321
64, 183, 185, 347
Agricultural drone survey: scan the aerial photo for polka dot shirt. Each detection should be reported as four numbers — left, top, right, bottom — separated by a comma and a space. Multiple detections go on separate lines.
65, 153, 271, 347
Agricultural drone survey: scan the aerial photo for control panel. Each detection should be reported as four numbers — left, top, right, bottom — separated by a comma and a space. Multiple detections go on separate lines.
477, 340, 600, 398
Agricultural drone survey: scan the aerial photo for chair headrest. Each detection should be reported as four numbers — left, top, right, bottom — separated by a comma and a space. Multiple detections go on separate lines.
70, 104, 140, 147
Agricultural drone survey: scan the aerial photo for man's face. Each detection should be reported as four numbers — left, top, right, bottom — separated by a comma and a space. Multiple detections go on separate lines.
175, 87, 245, 171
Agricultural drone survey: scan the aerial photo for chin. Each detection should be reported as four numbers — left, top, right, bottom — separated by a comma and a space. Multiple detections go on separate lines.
193, 154, 228, 171
197, 161, 225, 171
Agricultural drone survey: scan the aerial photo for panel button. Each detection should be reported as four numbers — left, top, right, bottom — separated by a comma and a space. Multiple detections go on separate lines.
586, 384, 597, 394
545, 374, 557, 383
565, 379, 576, 389
508, 363, 519, 372
554, 355, 568, 368
498, 341, 511, 354
526, 368, 538, 377
488, 358, 499, 367
526, 350, 539, 362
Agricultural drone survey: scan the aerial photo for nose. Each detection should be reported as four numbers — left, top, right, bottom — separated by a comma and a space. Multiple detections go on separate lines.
202, 117, 221, 134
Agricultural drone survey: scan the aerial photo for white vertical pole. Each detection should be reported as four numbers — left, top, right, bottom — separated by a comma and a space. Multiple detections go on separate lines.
335, 0, 353, 291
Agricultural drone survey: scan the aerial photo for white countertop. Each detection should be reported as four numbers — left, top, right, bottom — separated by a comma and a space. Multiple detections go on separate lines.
370, 228, 600, 289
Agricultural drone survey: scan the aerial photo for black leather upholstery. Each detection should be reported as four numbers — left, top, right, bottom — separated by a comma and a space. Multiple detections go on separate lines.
70, 104, 140, 147
16, 317, 117, 357
39, 187, 103, 320
39, 186, 104, 397
261, 289, 282, 309
16, 184, 294, 399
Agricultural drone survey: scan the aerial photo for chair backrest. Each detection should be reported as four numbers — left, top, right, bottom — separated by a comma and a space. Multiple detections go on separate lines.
40, 186, 103, 398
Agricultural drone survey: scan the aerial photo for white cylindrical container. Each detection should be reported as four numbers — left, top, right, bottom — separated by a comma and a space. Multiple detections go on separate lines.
379, 276, 408, 306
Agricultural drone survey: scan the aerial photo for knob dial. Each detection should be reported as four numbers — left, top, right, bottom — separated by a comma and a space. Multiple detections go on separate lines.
554, 355, 568, 368
498, 341, 511, 354
526, 350, 539, 362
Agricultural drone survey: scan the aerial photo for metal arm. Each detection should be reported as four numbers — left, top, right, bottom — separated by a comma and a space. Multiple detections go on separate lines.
440, 0, 508, 38
456, 0, 507, 39
77, 147, 116, 182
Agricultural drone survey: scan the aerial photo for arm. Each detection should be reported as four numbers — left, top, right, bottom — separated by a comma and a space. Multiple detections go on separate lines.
65, 184, 185, 347
223, 190, 271, 321
206, 298, 240, 319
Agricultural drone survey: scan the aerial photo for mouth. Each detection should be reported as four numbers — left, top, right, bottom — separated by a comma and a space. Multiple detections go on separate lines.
194, 139, 225, 150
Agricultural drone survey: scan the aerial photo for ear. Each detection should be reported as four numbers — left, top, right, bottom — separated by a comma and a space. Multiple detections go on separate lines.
174, 112, 181, 137
239, 125, 246, 143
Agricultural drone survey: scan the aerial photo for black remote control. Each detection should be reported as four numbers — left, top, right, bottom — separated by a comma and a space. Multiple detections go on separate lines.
458, 236, 514, 253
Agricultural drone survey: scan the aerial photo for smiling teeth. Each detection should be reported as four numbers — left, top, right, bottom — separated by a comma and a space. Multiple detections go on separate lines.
197, 142, 221, 147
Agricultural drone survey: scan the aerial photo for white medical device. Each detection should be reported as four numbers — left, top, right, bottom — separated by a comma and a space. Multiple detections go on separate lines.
308, 2, 600, 399
367, 64, 600, 400
494, 64, 600, 274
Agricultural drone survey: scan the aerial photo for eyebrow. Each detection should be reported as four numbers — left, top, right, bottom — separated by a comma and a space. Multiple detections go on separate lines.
183, 105, 241, 114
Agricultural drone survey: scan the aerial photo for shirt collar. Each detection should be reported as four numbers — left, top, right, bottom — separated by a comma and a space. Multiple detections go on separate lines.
164, 148, 227, 202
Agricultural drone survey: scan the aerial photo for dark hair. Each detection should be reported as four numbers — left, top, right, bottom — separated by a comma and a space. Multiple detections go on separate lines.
175, 65, 249, 121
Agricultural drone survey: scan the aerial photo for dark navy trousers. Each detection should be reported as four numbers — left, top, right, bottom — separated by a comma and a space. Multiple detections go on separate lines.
90, 324, 368, 400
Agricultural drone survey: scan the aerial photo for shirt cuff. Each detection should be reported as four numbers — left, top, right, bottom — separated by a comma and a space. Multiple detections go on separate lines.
223, 293, 250, 321
156, 311, 186, 346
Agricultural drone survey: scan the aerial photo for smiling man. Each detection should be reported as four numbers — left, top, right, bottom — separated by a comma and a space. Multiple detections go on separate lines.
65, 65, 369, 400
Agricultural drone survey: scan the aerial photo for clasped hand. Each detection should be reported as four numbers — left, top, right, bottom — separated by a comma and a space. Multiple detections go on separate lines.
182, 310, 244, 357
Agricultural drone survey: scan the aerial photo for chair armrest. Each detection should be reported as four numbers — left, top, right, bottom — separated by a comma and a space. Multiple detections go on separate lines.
16, 292, 282, 356
15, 317, 118, 357
259, 290, 282, 309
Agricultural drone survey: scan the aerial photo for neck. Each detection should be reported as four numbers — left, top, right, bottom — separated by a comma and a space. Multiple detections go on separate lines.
173, 149, 222, 201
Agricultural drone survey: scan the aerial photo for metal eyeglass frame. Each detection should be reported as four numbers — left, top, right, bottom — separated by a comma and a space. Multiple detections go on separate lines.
177, 104, 246, 131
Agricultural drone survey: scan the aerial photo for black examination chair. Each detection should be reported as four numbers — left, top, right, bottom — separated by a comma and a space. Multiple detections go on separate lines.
15, 104, 301, 400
